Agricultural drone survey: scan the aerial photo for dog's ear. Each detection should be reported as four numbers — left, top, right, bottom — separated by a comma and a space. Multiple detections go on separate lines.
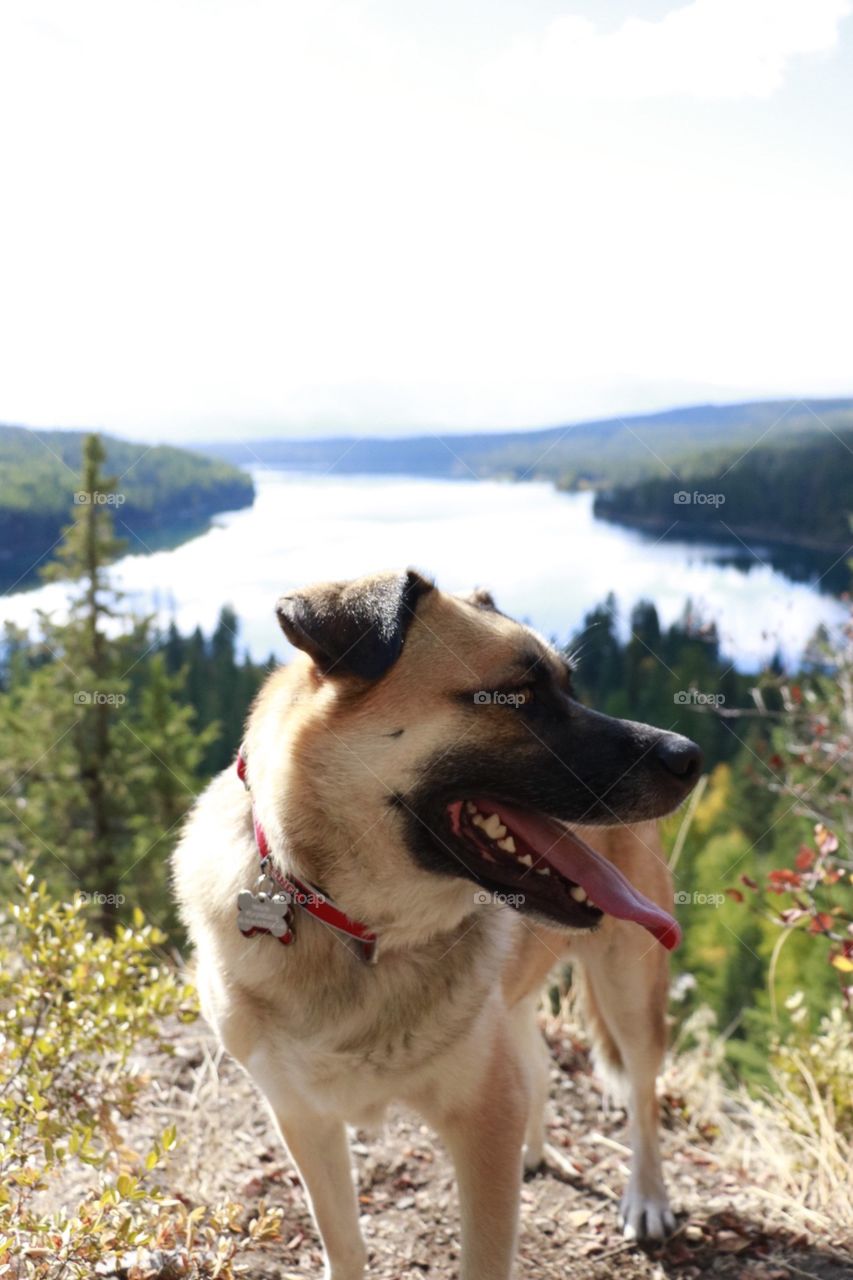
464, 587, 498, 611
276, 569, 434, 679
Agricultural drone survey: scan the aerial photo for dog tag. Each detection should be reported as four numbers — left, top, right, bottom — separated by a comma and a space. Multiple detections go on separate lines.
236, 888, 293, 939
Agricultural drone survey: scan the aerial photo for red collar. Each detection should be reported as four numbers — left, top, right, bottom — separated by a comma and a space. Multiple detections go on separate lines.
236, 747, 378, 963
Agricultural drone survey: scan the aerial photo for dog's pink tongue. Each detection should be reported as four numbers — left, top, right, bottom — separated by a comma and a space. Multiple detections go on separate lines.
487, 802, 681, 951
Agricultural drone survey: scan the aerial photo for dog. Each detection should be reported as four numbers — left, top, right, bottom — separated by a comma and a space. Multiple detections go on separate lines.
172, 569, 702, 1280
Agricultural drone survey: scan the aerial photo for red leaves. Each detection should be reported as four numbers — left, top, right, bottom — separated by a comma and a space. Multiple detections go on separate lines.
768, 868, 802, 893
728, 822, 852, 995
795, 845, 815, 870
808, 912, 834, 935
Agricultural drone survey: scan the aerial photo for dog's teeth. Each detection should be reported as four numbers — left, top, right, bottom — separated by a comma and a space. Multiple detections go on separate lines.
517, 853, 533, 868
570, 886, 588, 902
471, 813, 487, 830
465, 801, 478, 814
536, 867, 551, 876
482, 814, 506, 840
496, 836, 516, 854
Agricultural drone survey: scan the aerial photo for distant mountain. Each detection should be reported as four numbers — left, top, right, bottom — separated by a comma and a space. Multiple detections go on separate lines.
0, 425, 254, 589
200, 398, 853, 488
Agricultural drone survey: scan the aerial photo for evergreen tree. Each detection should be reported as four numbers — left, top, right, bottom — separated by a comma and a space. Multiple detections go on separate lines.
0, 435, 215, 927
205, 606, 242, 772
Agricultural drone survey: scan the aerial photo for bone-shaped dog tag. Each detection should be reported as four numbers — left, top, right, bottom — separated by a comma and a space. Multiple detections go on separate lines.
236, 888, 292, 939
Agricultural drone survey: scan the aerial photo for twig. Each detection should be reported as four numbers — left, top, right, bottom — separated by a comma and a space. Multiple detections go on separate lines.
542, 1142, 583, 1181
669, 773, 707, 872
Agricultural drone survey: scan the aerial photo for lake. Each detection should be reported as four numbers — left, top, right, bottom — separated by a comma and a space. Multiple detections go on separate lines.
0, 469, 847, 670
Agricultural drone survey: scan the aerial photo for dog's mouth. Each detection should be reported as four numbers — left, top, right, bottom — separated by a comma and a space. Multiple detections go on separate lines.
447, 798, 680, 951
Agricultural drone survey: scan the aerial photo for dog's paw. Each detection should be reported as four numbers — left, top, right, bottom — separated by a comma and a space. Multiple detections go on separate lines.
523, 1136, 545, 1174
620, 1184, 676, 1242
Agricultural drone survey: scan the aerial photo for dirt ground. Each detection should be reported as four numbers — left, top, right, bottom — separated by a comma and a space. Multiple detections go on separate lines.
118, 1018, 853, 1280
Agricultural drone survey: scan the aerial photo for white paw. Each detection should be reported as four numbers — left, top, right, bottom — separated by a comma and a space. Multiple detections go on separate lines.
620, 1184, 676, 1241
523, 1134, 545, 1172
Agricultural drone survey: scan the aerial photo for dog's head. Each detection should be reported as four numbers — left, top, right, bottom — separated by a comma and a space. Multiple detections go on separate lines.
249, 569, 701, 948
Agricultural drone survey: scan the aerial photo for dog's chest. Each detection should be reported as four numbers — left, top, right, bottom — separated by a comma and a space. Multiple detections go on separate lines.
246, 1014, 455, 1128
245, 952, 495, 1126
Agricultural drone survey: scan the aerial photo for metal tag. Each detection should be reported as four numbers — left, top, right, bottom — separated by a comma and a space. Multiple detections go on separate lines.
236, 888, 292, 938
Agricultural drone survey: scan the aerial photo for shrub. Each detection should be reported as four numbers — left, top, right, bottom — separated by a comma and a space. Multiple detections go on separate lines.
0, 868, 281, 1278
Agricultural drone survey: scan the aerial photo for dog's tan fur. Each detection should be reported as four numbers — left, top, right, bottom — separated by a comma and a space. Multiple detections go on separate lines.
173, 575, 684, 1280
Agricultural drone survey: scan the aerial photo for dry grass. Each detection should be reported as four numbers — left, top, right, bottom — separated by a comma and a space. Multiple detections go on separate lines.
74, 1002, 851, 1279
662, 1005, 853, 1245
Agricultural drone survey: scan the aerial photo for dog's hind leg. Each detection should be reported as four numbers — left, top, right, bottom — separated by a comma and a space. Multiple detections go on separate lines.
572, 918, 675, 1241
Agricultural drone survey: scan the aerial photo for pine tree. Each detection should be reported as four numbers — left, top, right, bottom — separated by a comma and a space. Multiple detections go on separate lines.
0, 435, 215, 928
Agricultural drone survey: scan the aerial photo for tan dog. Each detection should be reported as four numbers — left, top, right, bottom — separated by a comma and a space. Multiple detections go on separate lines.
172, 570, 701, 1280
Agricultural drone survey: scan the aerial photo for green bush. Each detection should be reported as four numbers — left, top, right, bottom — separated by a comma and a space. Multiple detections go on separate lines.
0, 867, 281, 1278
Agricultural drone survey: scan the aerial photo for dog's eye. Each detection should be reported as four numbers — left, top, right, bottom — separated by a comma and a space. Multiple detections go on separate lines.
507, 685, 535, 707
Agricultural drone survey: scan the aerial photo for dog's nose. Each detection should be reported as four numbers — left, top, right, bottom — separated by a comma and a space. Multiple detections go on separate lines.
655, 733, 703, 782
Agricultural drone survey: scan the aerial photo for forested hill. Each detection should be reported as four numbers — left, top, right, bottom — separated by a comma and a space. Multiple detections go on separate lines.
201, 397, 853, 487
0, 424, 254, 583
593, 429, 853, 553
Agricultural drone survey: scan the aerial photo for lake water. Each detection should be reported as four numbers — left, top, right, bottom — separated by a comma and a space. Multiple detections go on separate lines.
1, 469, 847, 669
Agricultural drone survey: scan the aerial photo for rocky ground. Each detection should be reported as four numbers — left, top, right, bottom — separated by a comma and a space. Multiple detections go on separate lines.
121, 1017, 853, 1280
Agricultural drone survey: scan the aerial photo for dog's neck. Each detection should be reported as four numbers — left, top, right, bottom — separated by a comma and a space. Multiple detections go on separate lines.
237, 745, 382, 961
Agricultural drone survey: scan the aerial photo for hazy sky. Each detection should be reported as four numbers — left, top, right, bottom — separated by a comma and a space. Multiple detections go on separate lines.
1, 0, 852, 442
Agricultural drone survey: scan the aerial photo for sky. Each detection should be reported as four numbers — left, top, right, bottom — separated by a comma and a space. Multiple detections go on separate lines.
1, 0, 852, 443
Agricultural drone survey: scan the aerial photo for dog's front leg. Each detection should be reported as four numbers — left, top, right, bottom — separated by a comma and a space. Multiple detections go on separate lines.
420, 1021, 528, 1280
270, 1105, 367, 1280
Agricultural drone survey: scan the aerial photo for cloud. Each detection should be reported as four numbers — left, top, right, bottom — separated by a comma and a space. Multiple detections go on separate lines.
484, 0, 852, 101
0, 1, 851, 437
